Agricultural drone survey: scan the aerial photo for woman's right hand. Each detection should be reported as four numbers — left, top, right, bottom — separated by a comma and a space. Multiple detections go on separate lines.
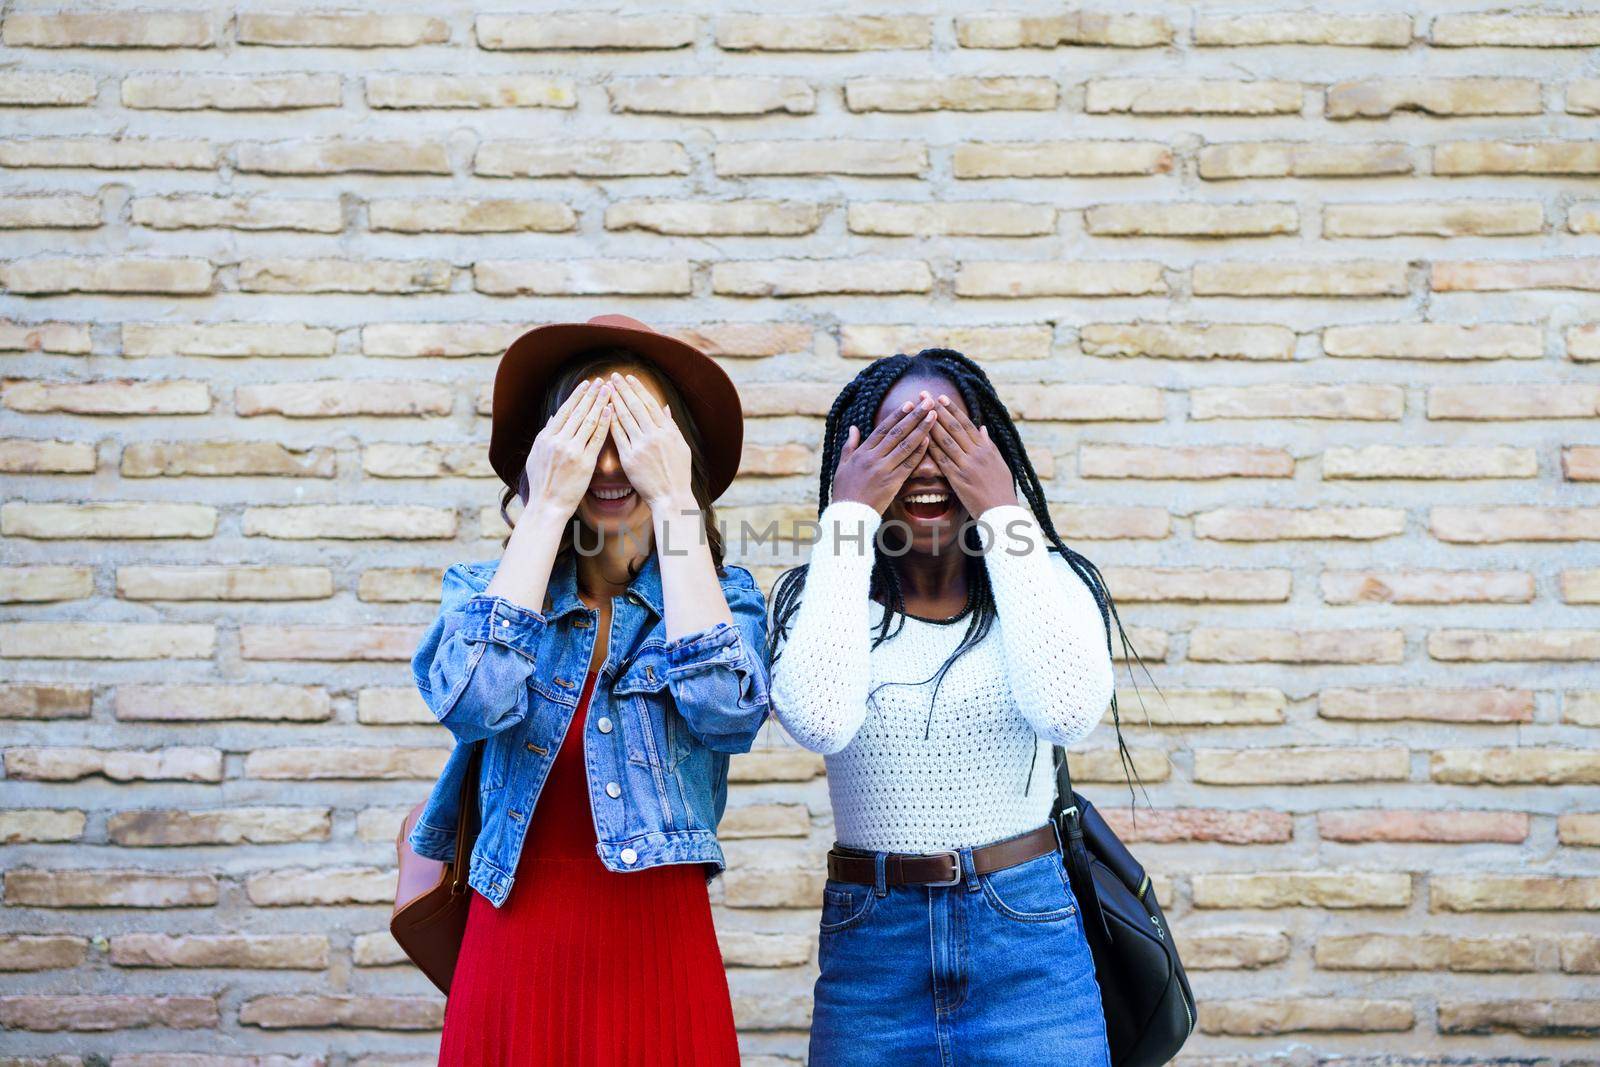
521, 377, 612, 520
829, 396, 937, 514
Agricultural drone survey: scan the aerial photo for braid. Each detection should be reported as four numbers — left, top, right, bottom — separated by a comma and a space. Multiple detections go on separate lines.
769, 347, 1156, 803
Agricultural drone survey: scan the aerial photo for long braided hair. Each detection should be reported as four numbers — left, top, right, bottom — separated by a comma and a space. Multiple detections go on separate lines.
768, 348, 1155, 799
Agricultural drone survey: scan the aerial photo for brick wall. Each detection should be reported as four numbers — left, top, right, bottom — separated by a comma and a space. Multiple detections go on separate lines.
2, 3, 1598, 1063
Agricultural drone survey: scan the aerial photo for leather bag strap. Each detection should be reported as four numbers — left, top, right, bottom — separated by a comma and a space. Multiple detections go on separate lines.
1051, 744, 1111, 941
449, 743, 483, 895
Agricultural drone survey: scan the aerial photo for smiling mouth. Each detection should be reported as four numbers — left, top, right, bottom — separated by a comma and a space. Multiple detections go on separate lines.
901, 490, 954, 521
588, 485, 635, 507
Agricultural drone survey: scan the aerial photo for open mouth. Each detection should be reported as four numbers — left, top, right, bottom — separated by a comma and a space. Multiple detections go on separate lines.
587, 484, 636, 510
900, 490, 954, 521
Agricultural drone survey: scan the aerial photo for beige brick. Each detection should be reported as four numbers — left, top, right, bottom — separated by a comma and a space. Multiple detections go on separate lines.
1432, 876, 1600, 912
115, 683, 331, 721
123, 73, 340, 110
1322, 687, 1533, 723
0, 934, 88, 970
367, 75, 575, 109
1430, 628, 1600, 662
1570, 80, 1600, 115
1103, 567, 1291, 603
1432, 14, 1600, 47
1194, 746, 1410, 783
476, 14, 693, 50
362, 442, 493, 479
1319, 933, 1536, 973
238, 13, 448, 47
235, 380, 452, 417
1438, 999, 1600, 1037
0, 620, 216, 662
609, 77, 814, 115
839, 324, 1050, 361
109, 808, 330, 846
1329, 78, 1541, 119
1431, 748, 1600, 785
4, 12, 215, 48
1562, 573, 1600, 605
1086, 202, 1297, 237
362, 322, 523, 357
1321, 569, 1534, 605
0, 994, 218, 1031
1195, 507, 1404, 541
956, 13, 1173, 48
1123, 688, 1286, 725
352, 929, 409, 965
371, 566, 457, 605
234, 140, 450, 175
1191, 384, 1403, 420
1564, 689, 1600, 723
738, 443, 813, 478
716, 139, 925, 177
239, 624, 419, 661
244, 747, 445, 779
1196, 14, 1411, 47
355, 806, 412, 842
1, 256, 211, 295
0, 137, 217, 170
1080, 322, 1293, 361
714, 259, 931, 296
0, 319, 92, 353
1323, 322, 1542, 359
669, 323, 813, 358
847, 201, 1054, 237
0, 683, 91, 719
239, 994, 441, 1030
371, 198, 574, 234
1049, 506, 1172, 541
953, 140, 1171, 178
719, 803, 811, 839
608, 199, 820, 236
718, 930, 813, 968
478, 140, 690, 177
2, 868, 218, 908
1319, 811, 1529, 844
2, 501, 215, 539
955, 261, 1166, 297
0, 440, 97, 474
110, 934, 328, 969
727, 385, 838, 417
1194, 260, 1408, 297
357, 687, 431, 725
242, 505, 456, 541
722, 866, 827, 908
1192, 871, 1412, 908
1080, 445, 1293, 480
246, 866, 394, 906
1009, 384, 1166, 422
0, 194, 100, 228
4, 378, 210, 415
123, 322, 334, 358
1324, 200, 1544, 237
239, 258, 451, 294
1087, 80, 1302, 115
1434, 257, 1600, 292
728, 749, 825, 782
476, 259, 691, 296
717, 15, 931, 51
132, 196, 343, 234
846, 77, 1056, 112
1203, 998, 1413, 1035
1201, 141, 1413, 179
1571, 204, 1600, 234
1559, 813, 1600, 846
4, 746, 221, 781
1106, 808, 1292, 844
1068, 748, 1171, 783
1567, 446, 1600, 482
1324, 446, 1537, 480
1435, 140, 1600, 176
0, 810, 86, 844
121, 442, 336, 478
0, 71, 97, 106
0, 565, 94, 602
1428, 384, 1600, 420
1181, 929, 1291, 969
1431, 506, 1600, 542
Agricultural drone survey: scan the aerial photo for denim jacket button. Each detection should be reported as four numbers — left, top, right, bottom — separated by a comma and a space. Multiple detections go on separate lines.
597, 716, 613, 734
605, 781, 621, 799
620, 848, 638, 865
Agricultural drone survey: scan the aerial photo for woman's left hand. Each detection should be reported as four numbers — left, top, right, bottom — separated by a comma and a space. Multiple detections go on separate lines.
609, 371, 695, 512
928, 392, 1019, 517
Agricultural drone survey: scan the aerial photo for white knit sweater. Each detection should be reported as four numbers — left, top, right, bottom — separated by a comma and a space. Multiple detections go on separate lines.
770, 500, 1116, 853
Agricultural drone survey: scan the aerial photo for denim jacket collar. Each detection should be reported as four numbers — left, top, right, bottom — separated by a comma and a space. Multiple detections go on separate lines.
479, 546, 667, 623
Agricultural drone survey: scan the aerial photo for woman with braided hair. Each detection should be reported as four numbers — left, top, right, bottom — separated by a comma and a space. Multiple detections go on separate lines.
770, 348, 1131, 1066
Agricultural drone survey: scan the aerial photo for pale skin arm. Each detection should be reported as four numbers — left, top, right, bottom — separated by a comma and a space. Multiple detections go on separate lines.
608, 371, 733, 641
485, 377, 613, 612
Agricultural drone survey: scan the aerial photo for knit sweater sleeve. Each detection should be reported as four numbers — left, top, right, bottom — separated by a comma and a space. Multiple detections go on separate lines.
979, 503, 1115, 746
769, 499, 882, 755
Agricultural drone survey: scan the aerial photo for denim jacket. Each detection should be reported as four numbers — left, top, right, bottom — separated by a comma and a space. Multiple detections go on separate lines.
407, 548, 771, 907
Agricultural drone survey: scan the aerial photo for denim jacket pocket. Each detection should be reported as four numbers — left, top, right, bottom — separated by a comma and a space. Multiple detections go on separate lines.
613, 646, 687, 772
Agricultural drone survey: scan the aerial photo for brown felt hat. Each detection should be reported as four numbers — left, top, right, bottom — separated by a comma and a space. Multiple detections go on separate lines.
489, 314, 743, 502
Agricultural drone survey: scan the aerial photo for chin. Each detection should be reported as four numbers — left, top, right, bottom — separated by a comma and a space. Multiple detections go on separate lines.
884, 504, 970, 556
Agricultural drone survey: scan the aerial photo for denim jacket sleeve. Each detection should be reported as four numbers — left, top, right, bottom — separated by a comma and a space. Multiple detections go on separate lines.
411, 563, 547, 744
660, 565, 771, 754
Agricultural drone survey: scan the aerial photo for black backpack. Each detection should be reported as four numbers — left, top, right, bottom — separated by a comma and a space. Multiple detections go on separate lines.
1050, 745, 1197, 1066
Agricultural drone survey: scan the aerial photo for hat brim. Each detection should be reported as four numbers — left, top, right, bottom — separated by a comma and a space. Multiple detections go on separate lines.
489, 321, 743, 502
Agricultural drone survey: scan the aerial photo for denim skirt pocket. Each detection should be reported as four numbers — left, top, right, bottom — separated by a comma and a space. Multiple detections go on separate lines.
818, 880, 877, 935
979, 851, 1079, 923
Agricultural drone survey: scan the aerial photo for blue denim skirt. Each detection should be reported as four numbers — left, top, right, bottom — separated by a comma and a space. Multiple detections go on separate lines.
808, 838, 1111, 1067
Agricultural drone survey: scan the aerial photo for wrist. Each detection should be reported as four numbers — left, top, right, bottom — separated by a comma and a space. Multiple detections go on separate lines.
649, 491, 701, 519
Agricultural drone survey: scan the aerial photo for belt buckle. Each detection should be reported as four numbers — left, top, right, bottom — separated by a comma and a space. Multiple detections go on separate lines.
923, 850, 962, 887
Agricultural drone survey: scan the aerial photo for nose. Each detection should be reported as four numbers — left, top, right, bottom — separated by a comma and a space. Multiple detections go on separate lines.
911, 440, 940, 479
595, 436, 622, 476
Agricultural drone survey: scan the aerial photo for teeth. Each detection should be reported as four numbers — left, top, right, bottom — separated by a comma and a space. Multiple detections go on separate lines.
591, 487, 633, 501
904, 493, 949, 505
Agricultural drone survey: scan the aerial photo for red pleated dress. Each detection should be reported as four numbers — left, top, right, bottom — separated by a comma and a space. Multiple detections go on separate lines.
437, 669, 742, 1066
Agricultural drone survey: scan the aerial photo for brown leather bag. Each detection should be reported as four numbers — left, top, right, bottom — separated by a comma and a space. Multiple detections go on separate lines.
390, 745, 481, 995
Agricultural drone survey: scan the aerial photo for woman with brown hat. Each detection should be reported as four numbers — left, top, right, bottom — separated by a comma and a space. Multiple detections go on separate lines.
406, 314, 769, 1064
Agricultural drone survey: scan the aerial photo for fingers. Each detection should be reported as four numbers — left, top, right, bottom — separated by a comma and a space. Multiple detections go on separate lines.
887, 409, 937, 468
936, 395, 982, 448
608, 374, 645, 442
875, 396, 935, 453
547, 377, 594, 435
616, 372, 665, 427
580, 394, 612, 456
928, 415, 965, 458
862, 399, 917, 448
837, 424, 861, 464
559, 378, 604, 439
